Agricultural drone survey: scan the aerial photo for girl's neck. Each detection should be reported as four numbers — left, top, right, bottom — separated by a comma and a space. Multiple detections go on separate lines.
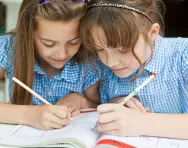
44, 66, 62, 79
37, 57, 62, 79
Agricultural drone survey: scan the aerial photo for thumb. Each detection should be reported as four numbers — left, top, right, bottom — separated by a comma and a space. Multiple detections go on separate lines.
67, 105, 74, 113
71, 110, 80, 117
58, 105, 71, 117
97, 104, 118, 113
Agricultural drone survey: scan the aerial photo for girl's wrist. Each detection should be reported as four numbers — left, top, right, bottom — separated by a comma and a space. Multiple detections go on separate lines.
134, 112, 151, 136
21, 105, 35, 126
137, 112, 161, 136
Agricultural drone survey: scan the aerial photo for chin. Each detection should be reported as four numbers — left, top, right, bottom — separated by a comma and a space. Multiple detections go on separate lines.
114, 72, 132, 78
50, 63, 65, 70
115, 74, 130, 78
54, 65, 65, 69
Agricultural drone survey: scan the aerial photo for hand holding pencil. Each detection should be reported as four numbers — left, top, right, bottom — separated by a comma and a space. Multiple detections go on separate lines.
94, 73, 156, 133
109, 96, 146, 112
12, 77, 71, 130
98, 73, 156, 113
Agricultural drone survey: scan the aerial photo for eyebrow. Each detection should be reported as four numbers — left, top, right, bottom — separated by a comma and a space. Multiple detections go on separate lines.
69, 37, 80, 42
39, 37, 80, 42
94, 44, 123, 50
93, 44, 106, 48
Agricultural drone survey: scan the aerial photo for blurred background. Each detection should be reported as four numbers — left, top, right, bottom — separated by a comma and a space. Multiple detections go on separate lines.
0, 0, 187, 102
0, 0, 22, 103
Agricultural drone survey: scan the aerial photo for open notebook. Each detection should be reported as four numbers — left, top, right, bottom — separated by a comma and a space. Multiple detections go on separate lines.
0, 111, 188, 148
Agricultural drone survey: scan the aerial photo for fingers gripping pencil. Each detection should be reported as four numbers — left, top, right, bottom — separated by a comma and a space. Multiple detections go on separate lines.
12, 77, 72, 121
93, 73, 156, 131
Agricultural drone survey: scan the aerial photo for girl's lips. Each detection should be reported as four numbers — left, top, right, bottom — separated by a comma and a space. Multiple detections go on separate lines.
52, 59, 66, 62
111, 67, 128, 73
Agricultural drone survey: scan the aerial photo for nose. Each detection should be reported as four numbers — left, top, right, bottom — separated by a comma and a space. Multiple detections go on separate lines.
56, 46, 68, 59
105, 52, 120, 68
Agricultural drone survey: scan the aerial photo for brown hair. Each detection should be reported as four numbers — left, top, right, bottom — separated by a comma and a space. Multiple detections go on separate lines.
80, 0, 165, 81
9, 0, 86, 105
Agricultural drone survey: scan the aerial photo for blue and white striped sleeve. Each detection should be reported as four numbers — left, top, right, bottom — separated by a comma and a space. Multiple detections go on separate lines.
0, 35, 14, 74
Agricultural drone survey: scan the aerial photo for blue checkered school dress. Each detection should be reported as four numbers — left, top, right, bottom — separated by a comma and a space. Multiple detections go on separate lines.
0, 35, 99, 104
99, 36, 188, 113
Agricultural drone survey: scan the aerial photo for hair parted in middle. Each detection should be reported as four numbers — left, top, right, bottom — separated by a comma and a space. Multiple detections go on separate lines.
10, 0, 87, 105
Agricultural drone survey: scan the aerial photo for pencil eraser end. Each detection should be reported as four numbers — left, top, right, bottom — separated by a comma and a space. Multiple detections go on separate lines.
153, 73, 157, 77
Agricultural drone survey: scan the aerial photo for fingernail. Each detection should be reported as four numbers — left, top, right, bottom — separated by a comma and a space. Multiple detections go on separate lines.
63, 112, 67, 117
68, 118, 73, 123
68, 111, 71, 116
142, 109, 147, 113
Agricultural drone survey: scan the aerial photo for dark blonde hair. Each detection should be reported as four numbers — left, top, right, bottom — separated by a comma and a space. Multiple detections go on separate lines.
80, 0, 165, 81
9, 0, 86, 105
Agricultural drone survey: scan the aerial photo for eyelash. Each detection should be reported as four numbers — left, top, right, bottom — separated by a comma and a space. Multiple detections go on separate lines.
96, 48, 104, 52
69, 40, 80, 45
43, 39, 80, 48
120, 50, 129, 54
44, 43, 55, 48
95, 48, 129, 54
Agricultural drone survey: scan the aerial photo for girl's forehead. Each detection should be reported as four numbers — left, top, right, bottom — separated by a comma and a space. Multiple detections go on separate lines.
90, 25, 125, 49
90, 25, 108, 45
89, 24, 143, 51
35, 19, 80, 40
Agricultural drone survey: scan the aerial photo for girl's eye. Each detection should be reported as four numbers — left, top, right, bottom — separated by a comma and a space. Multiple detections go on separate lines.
118, 48, 129, 54
96, 48, 104, 52
119, 50, 126, 54
43, 43, 55, 47
69, 39, 80, 45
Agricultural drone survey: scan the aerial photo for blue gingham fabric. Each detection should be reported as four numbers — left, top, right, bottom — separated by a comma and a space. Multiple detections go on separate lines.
99, 36, 188, 114
0, 35, 99, 104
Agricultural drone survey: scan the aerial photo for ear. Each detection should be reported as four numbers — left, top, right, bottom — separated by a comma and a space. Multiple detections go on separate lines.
148, 23, 160, 42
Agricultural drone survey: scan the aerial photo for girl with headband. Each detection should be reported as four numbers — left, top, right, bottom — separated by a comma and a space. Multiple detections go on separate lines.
81, 0, 188, 138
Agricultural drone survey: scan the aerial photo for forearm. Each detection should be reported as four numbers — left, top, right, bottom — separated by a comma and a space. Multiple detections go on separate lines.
140, 113, 188, 139
0, 103, 31, 125
80, 96, 99, 109
83, 83, 101, 107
